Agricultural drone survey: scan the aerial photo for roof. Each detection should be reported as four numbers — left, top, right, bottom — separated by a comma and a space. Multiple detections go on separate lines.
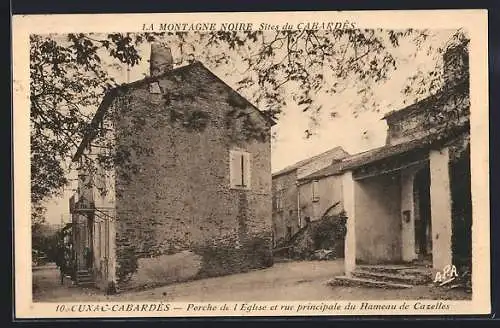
298, 123, 469, 183
272, 146, 349, 178
72, 61, 275, 162
382, 79, 468, 122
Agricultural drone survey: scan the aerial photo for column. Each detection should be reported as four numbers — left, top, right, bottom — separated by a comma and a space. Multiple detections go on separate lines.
429, 147, 453, 271
342, 171, 356, 276
400, 167, 418, 262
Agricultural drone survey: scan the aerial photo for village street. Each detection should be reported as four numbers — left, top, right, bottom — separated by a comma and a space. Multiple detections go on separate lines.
33, 260, 470, 303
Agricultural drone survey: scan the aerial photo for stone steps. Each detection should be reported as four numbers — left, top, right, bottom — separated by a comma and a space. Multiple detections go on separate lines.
328, 264, 432, 289
357, 264, 430, 274
352, 269, 430, 285
77, 277, 93, 282
327, 276, 413, 289
77, 281, 96, 288
355, 266, 432, 285
76, 270, 95, 287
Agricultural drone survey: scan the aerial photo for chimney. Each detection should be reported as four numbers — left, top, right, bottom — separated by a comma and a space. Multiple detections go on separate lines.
187, 53, 196, 65
150, 43, 174, 77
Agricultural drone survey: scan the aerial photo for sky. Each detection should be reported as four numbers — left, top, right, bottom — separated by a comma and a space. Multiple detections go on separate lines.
41, 30, 453, 225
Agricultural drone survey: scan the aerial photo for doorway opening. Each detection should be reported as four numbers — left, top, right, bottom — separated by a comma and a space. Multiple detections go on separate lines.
450, 144, 472, 270
85, 215, 94, 272
285, 226, 292, 241
413, 165, 432, 263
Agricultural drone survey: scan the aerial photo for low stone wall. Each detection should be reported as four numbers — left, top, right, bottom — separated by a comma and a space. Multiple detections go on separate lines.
193, 232, 274, 279
115, 231, 273, 291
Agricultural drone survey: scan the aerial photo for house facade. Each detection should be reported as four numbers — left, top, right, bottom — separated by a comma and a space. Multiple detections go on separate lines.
296, 164, 345, 224
69, 43, 275, 291
271, 147, 348, 246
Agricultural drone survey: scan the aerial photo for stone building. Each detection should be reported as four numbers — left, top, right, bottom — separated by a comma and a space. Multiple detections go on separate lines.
340, 83, 470, 276
301, 43, 471, 280
296, 161, 345, 225
303, 92, 469, 272
69, 43, 275, 291
271, 147, 349, 246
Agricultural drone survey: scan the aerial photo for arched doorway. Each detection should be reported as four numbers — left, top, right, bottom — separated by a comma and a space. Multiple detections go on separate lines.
413, 165, 432, 263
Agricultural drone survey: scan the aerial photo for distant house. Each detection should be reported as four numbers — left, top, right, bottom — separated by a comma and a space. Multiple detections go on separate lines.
296, 158, 346, 225
271, 147, 349, 246
298, 43, 471, 275
69, 43, 276, 291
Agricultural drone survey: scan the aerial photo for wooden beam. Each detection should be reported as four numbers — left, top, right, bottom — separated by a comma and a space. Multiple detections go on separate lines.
353, 159, 429, 181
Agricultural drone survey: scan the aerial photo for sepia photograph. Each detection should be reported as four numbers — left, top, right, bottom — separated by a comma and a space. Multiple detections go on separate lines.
13, 10, 489, 317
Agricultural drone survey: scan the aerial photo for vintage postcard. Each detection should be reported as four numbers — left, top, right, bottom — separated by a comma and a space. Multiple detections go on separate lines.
13, 9, 490, 318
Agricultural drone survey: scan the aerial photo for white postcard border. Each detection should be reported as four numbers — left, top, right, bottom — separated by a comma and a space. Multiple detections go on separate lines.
12, 9, 490, 318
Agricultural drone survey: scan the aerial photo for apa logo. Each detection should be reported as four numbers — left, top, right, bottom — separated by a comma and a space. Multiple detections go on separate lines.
433, 264, 459, 286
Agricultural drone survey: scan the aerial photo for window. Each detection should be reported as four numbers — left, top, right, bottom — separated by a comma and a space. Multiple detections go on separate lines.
274, 189, 284, 211
230, 150, 251, 189
312, 180, 320, 202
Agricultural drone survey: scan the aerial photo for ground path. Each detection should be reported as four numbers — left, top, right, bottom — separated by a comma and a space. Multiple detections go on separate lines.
32, 260, 470, 303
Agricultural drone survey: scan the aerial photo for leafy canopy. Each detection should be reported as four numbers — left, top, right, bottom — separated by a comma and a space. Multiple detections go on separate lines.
29, 29, 469, 222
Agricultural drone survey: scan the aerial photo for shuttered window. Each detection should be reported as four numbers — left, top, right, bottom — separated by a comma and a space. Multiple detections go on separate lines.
230, 150, 251, 189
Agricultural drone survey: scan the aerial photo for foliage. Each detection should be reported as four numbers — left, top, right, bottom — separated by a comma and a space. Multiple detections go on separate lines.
116, 245, 139, 284
278, 214, 347, 260
31, 223, 60, 262
29, 29, 469, 215
31, 203, 47, 226
401, 29, 470, 134
30, 33, 141, 220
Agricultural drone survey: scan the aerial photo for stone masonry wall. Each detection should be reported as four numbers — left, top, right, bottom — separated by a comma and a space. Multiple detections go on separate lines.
112, 64, 273, 289
298, 175, 344, 222
271, 171, 299, 246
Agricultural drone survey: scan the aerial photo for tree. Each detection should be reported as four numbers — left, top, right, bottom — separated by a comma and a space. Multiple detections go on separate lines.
402, 29, 469, 133
30, 33, 141, 219
29, 28, 469, 218
31, 222, 60, 262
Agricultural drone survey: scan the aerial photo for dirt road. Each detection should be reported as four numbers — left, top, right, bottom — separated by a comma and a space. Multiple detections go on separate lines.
32, 260, 469, 302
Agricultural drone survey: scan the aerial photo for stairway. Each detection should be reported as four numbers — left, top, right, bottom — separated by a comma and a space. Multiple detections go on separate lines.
76, 270, 95, 288
328, 265, 433, 289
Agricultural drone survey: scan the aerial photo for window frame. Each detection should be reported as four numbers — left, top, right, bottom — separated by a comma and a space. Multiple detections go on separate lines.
229, 149, 251, 190
274, 188, 284, 212
312, 180, 320, 202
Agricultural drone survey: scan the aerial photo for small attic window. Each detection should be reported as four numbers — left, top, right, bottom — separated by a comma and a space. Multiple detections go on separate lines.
149, 82, 162, 94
